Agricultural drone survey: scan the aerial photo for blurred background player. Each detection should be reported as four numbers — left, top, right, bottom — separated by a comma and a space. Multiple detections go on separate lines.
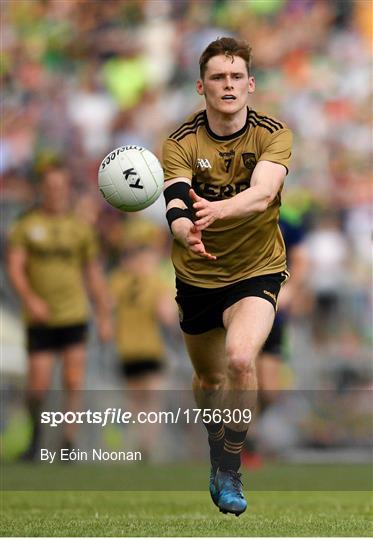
7, 165, 112, 460
304, 211, 348, 347
109, 218, 177, 459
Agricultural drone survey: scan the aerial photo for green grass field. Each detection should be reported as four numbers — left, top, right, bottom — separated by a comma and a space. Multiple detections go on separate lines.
1, 490, 372, 536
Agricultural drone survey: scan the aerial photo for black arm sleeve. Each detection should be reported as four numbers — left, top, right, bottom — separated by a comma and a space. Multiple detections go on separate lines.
166, 207, 194, 230
164, 182, 193, 211
164, 182, 194, 230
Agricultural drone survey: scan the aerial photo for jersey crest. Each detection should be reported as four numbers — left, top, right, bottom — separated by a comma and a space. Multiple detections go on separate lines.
242, 152, 257, 171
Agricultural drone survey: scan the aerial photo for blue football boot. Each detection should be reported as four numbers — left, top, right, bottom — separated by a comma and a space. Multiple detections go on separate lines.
209, 465, 219, 506
215, 469, 247, 516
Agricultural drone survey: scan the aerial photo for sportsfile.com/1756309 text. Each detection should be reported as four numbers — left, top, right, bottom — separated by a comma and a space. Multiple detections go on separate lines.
41, 408, 252, 428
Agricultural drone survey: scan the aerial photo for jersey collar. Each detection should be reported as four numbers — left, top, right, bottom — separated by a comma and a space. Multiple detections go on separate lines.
204, 107, 249, 141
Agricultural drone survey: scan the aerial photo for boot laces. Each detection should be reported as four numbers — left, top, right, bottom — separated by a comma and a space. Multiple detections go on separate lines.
227, 470, 243, 495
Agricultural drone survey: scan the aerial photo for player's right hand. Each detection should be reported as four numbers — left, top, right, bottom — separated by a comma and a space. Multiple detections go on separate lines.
25, 294, 50, 323
172, 217, 216, 260
186, 225, 217, 260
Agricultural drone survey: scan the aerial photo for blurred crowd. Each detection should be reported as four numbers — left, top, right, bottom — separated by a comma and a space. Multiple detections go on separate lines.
1, 0, 372, 457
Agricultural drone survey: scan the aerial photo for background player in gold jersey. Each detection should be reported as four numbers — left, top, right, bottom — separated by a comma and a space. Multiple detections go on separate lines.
7, 166, 112, 460
109, 219, 177, 459
163, 37, 292, 515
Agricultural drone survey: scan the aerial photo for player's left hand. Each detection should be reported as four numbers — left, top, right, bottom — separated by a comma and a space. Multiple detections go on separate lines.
190, 189, 224, 230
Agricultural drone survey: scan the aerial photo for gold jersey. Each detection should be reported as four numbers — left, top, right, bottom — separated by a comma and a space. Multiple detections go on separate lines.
8, 209, 98, 326
109, 270, 167, 362
162, 107, 293, 287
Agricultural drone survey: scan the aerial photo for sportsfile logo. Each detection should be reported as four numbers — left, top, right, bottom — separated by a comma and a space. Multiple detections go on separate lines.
196, 158, 212, 169
100, 146, 145, 170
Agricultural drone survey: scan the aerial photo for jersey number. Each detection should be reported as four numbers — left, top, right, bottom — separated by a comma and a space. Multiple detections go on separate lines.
224, 158, 232, 173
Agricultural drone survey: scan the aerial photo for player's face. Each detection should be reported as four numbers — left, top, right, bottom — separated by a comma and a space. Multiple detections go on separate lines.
196, 55, 255, 116
41, 170, 71, 214
123, 246, 161, 273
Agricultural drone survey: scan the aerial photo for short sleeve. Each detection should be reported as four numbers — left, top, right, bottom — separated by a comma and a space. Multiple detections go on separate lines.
8, 219, 27, 248
162, 138, 193, 181
258, 128, 293, 173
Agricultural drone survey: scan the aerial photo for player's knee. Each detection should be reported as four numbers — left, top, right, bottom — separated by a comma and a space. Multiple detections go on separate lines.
63, 372, 84, 391
197, 373, 225, 393
226, 349, 256, 380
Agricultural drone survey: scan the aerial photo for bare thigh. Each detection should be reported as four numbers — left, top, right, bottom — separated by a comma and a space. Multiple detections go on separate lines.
28, 352, 55, 394
126, 373, 164, 392
61, 343, 87, 390
126, 373, 165, 415
182, 295, 276, 384
223, 296, 276, 364
183, 327, 226, 381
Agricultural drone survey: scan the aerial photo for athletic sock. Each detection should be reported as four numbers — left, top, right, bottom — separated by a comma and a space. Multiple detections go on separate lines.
203, 421, 225, 469
219, 427, 248, 472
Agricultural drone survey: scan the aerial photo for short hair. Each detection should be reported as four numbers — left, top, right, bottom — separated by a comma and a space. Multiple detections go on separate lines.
41, 164, 69, 182
199, 37, 252, 79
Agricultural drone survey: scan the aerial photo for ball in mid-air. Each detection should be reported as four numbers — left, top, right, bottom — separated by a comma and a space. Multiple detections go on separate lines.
98, 145, 164, 212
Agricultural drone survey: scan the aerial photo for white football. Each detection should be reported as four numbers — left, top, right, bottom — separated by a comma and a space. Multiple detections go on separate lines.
98, 145, 164, 212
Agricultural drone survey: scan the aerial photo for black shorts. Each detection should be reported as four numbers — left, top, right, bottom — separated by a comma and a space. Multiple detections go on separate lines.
175, 271, 288, 335
262, 315, 285, 357
120, 358, 164, 379
27, 323, 88, 353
